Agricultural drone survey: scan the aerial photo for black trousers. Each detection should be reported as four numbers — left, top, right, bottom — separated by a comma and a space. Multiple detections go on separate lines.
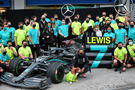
29, 44, 40, 58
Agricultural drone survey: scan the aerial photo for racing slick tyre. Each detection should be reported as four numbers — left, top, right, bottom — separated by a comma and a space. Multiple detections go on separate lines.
9, 58, 24, 75
47, 62, 65, 83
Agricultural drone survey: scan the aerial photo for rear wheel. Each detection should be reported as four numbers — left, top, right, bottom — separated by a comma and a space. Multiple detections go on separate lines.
9, 58, 24, 75
47, 62, 65, 83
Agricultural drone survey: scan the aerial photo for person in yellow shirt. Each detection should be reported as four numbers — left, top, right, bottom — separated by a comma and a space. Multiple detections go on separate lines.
23, 18, 32, 34
31, 16, 39, 30
99, 12, 109, 22
71, 16, 82, 38
18, 40, 33, 60
14, 22, 27, 50
5, 41, 17, 60
87, 14, 95, 27
109, 14, 119, 30
82, 18, 93, 33
126, 38, 135, 68
113, 42, 128, 72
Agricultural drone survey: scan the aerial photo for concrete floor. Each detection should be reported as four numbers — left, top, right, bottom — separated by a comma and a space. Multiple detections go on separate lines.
1, 68, 135, 90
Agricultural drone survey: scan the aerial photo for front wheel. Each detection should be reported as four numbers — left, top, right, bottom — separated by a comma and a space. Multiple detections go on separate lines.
47, 62, 65, 83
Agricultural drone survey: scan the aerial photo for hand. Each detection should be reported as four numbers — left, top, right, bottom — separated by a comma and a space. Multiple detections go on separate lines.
123, 63, 126, 66
22, 56, 27, 60
64, 36, 67, 38
123, 44, 126, 47
119, 60, 123, 64
46, 36, 50, 38
1, 61, 4, 64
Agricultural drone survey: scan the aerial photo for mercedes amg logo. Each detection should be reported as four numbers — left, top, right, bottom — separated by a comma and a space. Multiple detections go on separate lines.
61, 4, 75, 17
114, 0, 134, 15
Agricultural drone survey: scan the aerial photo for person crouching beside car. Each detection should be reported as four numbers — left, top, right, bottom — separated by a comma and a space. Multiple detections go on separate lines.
71, 49, 89, 78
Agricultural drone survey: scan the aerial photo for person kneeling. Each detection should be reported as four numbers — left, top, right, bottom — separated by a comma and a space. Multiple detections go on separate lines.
113, 42, 128, 72
71, 49, 89, 78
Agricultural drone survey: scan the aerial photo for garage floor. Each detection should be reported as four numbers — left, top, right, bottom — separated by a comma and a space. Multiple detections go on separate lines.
1, 68, 135, 90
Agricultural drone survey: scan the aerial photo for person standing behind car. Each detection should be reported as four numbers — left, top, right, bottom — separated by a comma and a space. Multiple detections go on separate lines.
94, 25, 102, 37
52, 14, 62, 37
127, 21, 135, 44
31, 16, 39, 30
5, 41, 17, 60
39, 15, 47, 46
103, 26, 115, 47
43, 22, 55, 51
23, 18, 32, 34
71, 16, 82, 38
7, 21, 16, 45
14, 22, 27, 50
0, 24, 11, 47
115, 22, 127, 46
82, 17, 93, 33
28, 22, 40, 58
58, 16, 72, 47
18, 40, 33, 60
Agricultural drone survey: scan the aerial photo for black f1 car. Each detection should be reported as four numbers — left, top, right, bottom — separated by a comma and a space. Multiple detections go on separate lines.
0, 40, 81, 90
0, 56, 65, 89
0, 39, 113, 89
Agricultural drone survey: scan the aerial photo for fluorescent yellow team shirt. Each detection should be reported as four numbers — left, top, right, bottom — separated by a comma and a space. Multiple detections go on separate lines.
71, 21, 82, 35
5, 47, 17, 60
114, 47, 127, 61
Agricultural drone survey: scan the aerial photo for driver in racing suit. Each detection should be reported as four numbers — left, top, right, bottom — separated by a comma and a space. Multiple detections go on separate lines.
71, 49, 89, 77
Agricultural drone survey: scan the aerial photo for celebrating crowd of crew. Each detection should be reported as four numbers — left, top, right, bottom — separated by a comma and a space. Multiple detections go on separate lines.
0, 11, 135, 74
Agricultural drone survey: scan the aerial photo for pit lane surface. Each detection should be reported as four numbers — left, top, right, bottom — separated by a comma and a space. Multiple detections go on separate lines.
1, 68, 135, 90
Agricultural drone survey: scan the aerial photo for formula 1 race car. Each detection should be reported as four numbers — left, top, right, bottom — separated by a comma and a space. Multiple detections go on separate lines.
0, 39, 113, 89
0, 40, 81, 90
0, 56, 65, 89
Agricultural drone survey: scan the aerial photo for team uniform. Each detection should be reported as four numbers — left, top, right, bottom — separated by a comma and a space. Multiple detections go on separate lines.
71, 21, 82, 36
5, 47, 17, 60
14, 29, 27, 46
18, 46, 32, 61
114, 47, 128, 66
128, 25, 135, 44
28, 28, 40, 57
103, 32, 115, 47
114, 28, 127, 44
0, 29, 11, 46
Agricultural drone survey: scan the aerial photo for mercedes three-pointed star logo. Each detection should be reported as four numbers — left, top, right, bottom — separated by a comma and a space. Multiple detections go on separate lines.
61, 4, 75, 17
114, 0, 134, 15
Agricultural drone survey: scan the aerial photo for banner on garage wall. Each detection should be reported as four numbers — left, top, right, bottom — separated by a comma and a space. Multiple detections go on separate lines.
0, 0, 11, 7
4, 7, 116, 28
26, 0, 115, 6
